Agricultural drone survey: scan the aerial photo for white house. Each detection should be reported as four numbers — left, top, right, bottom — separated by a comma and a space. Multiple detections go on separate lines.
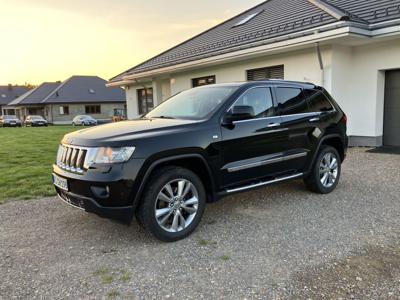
108, 0, 400, 147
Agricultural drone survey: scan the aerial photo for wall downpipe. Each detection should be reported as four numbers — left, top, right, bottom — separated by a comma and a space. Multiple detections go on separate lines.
315, 42, 325, 87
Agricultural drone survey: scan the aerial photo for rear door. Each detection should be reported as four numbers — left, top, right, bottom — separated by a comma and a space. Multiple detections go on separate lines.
274, 85, 316, 172
220, 85, 288, 187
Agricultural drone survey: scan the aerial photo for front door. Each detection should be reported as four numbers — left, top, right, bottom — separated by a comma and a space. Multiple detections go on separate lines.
220, 86, 288, 187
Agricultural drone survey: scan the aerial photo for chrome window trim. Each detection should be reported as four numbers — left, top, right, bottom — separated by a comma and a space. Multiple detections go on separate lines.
223, 85, 336, 125
232, 115, 282, 125
226, 152, 308, 173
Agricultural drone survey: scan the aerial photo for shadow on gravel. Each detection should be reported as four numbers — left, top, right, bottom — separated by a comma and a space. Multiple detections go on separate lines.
289, 240, 400, 299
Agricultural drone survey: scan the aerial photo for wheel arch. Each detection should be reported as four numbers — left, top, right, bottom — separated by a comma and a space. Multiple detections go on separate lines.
133, 154, 216, 209
306, 134, 345, 174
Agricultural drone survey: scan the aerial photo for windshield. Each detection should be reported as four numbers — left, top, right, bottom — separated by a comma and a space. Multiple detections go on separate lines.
145, 85, 238, 120
4, 115, 17, 120
31, 116, 44, 120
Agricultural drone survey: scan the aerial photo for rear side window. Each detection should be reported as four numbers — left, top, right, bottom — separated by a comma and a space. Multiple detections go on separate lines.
305, 89, 334, 112
232, 87, 275, 119
276, 87, 309, 115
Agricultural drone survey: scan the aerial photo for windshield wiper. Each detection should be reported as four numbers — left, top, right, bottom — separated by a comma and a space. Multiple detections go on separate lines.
151, 116, 176, 119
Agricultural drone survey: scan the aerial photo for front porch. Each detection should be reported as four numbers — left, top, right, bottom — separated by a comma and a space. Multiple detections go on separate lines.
2, 105, 45, 121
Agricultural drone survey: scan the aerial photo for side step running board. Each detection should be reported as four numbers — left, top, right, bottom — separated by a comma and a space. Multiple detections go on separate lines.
226, 173, 304, 194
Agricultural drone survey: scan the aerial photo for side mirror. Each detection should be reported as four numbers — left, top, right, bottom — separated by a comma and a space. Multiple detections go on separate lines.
224, 105, 255, 124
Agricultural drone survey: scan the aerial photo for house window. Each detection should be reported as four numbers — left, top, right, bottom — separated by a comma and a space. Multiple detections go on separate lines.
137, 88, 154, 114
247, 65, 284, 81
192, 76, 216, 87
59, 106, 69, 115
85, 105, 101, 114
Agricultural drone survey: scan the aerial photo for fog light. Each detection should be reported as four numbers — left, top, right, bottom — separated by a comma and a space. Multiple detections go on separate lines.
91, 186, 110, 199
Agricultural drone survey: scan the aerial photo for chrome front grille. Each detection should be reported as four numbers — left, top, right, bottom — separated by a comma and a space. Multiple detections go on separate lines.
57, 145, 88, 173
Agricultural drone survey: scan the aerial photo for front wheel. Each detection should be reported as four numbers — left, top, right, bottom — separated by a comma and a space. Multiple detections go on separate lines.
304, 145, 341, 194
136, 166, 206, 242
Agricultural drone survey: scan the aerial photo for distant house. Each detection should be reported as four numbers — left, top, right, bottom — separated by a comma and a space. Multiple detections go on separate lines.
0, 85, 31, 116
4, 76, 126, 124
109, 0, 400, 147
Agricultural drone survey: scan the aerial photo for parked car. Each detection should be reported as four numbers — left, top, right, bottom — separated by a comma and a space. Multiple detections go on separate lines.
0, 115, 22, 127
25, 115, 48, 127
53, 80, 348, 242
72, 115, 98, 126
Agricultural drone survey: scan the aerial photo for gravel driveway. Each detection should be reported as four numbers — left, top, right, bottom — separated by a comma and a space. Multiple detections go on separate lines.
1, 148, 400, 299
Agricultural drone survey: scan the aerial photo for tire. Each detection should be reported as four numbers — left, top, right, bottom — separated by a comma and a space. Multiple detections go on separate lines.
136, 166, 206, 242
304, 145, 341, 194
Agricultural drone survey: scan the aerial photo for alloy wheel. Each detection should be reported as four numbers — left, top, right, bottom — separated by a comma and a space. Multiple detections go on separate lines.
319, 152, 339, 188
154, 179, 199, 233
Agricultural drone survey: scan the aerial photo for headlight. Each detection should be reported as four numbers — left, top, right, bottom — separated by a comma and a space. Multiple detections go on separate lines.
86, 147, 136, 165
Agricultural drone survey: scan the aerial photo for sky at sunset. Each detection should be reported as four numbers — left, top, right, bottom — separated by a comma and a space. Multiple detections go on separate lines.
0, 0, 264, 85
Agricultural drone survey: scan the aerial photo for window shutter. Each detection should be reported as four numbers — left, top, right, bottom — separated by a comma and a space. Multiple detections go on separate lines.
247, 65, 284, 81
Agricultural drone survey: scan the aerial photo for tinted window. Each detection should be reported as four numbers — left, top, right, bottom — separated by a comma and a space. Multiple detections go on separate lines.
231, 87, 274, 119
276, 87, 309, 115
304, 89, 334, 112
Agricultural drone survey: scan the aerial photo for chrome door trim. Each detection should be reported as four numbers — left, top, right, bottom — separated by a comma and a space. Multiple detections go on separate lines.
225, 151, 308, 173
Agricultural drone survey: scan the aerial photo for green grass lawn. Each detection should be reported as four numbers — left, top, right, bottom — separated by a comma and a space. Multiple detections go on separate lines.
0, 126, 80, 204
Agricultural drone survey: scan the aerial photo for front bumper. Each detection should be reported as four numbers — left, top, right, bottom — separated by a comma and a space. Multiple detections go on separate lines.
52, 158, 146, 223
3, 123, 21, 127
56, 188, 133, 223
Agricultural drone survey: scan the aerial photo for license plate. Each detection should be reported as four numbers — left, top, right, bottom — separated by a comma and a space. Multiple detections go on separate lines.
53, 174, 69, 191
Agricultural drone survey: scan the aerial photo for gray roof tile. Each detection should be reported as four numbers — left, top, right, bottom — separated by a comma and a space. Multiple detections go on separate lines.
8, 82, 62, 106
0, 86, 31, 106
326, 0, 400, 24
44, 76, 125, 104
111, 0, 400, 82
8, 76, 125, 106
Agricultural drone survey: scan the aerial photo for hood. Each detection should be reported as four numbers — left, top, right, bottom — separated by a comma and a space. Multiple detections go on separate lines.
62, 118, 200, 147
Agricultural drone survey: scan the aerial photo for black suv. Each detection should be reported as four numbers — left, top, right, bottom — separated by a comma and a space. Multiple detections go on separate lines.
53, 81, 348, 242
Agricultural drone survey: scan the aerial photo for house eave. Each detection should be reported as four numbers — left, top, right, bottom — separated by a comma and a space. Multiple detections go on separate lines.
107, 20, 400, 87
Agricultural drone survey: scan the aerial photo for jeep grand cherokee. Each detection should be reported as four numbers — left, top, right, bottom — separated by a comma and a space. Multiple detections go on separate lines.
53, 80, 348, 242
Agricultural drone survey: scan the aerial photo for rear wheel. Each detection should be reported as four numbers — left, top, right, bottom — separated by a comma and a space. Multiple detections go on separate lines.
136, 166, 206, 242
304, 145, 341, 194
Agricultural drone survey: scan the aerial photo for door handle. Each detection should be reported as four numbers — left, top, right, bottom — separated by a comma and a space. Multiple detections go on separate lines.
267, 122, 281, 128
309, 118, 320, 123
